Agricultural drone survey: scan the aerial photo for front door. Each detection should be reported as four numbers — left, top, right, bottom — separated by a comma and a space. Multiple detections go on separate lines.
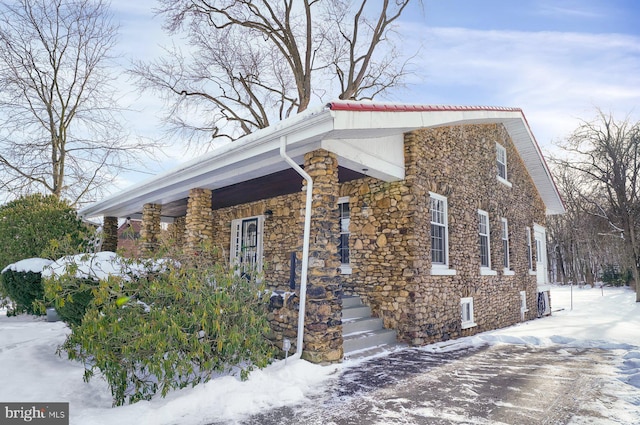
230, 216, 264, 278
534, 224, 548, 286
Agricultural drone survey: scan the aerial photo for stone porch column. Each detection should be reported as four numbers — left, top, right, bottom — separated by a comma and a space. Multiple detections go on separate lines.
185, 188, 214, 254
140, 203, 161, 255
102, 216, 118, 252
300, 149, 343, 363
169, 216, 186, 248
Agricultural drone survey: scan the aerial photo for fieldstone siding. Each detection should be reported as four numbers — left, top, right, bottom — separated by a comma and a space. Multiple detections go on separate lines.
339, 177, 417, 337
300, 149, 343, 363
267, 291, 300, 357
168, 123, 548, 359
168, 216, 186, 247
211, 193, 301, 286
211, 193, 303, 355
342, 124, 546, 345
102, 216, 118, 252
185, 188, 214, 253
140, 203, 161, 255
210, 150, 344, 363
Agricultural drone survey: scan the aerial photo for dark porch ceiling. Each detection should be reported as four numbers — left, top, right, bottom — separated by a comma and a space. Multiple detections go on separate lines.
158, 166, 365, 218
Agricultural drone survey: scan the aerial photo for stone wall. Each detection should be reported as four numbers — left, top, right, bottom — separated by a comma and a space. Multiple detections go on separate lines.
168, 216, 186, 247
339, 177, 418, 338
387, 124, 544, 344
267, 291, 300, 356
211, 193, 302, 287
210, 149, 343, 363
163, 123, 548, 357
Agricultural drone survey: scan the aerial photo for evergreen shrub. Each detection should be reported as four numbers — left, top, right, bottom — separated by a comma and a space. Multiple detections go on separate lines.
0, 269, 45, 315
0, 194, 89, 272
51, 249, 274, 406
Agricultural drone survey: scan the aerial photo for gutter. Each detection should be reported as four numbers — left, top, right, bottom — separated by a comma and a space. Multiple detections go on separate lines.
279, 136, 312, 357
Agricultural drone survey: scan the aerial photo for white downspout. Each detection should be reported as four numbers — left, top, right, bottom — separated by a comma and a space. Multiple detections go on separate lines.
280, 136, 312, 357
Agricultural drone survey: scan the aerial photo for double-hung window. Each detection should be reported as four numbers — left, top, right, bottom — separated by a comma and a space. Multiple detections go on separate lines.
478, 210, 495, 275
496, 143, 511, 187
478, 210, 490, 268
338, 197, 351, 274
526, 226, 534, 273
501, 218, 514, 275
430, 192, 455, 275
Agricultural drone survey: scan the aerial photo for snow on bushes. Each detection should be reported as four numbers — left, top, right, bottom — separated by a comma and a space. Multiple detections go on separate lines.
46, 248, 274, 406
0, 258, 53, 315
42, 252, 170, 326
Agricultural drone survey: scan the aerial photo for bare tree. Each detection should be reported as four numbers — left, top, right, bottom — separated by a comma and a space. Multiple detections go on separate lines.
547, 163, 624, 286
0, 0, 155, 204
553, 110, 640, 302
132, 0, 418, 146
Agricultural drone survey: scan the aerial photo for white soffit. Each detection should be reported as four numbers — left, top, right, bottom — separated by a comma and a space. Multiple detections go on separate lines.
321, 134, 405, 181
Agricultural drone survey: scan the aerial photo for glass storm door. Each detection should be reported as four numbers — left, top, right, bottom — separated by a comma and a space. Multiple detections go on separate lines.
230, 216, 264, 279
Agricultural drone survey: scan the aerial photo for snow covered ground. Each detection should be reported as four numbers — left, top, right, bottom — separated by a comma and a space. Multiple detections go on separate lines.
0, 285, 638, 425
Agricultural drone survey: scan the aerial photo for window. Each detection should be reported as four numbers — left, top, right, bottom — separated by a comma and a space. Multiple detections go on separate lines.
461, 297, 476, 329
478, 210, 491, 269
430, 193, 447, 265
430, 193, 455, 275
338, 197, 351, 274
496, 143, 511, 187
526, 226, 534, 272
496, 143, 507, 179
230, 216, 264, 278
501, 218, 513, 274
520, 291, 528, 313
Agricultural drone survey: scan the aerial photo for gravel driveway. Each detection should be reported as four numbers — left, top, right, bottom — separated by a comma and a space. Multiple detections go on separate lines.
214, 343, 640, 425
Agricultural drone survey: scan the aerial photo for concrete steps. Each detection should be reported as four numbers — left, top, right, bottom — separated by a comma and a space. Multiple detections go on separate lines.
342, 295, 397, 357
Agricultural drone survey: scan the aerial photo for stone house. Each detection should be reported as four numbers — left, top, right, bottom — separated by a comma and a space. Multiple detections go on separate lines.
80, 101, 565, 363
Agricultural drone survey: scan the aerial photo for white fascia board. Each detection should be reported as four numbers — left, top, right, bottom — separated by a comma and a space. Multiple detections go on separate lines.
321, 134, 405, 181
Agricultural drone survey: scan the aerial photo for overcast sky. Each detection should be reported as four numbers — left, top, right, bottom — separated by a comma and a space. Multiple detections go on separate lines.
107, 0, 640, 190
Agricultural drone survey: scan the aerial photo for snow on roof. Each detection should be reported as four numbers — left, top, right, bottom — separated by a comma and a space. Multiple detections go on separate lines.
80, 100, 565, 219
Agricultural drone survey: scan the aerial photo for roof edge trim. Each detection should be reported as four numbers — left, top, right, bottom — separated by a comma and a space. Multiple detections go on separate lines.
327, 100, 522, 113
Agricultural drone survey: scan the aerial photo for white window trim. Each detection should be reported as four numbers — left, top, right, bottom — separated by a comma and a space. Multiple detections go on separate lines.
430, 192, 456, 275
431, 266, 457, 276
501, 217, 513, 275
461, 297, 477, 329
520, 291, 529, 313
496, 143, 512, 187
478, 209, 495, 275
230, 215, 265, 275
526, 226, 534, 273
338, 196, 352, 275
497, 175, 513, 188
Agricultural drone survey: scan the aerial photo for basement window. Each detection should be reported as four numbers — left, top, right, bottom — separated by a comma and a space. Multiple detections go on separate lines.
461, 297, 477, 329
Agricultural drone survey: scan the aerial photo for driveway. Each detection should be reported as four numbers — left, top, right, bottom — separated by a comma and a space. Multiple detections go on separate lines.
214, 343, 639, 424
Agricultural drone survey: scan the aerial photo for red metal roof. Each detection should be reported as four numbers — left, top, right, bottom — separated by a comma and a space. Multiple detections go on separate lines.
326, 101, 522, 113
